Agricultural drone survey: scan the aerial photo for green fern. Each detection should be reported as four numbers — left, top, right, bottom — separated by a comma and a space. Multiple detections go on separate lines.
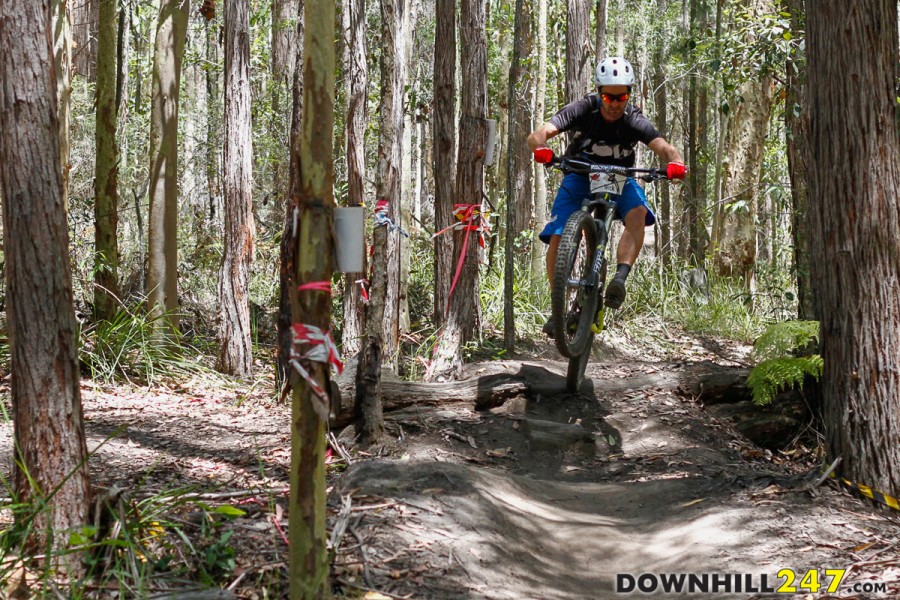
747, 355, 823, 405
747, 320, 823, 405
751, 319, 819, 362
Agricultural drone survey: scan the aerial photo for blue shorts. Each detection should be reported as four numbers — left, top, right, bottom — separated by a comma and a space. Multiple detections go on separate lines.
539, 173, 656, 244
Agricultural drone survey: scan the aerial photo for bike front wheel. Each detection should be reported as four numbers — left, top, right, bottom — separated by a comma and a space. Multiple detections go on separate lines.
566, 331, 594, 392
552, 210, 598, 358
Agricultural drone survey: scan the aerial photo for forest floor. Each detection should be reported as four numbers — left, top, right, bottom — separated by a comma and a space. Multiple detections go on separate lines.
1, 323, 900, 599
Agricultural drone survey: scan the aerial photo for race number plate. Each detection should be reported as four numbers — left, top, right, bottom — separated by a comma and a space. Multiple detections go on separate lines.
589, 172, 627, 195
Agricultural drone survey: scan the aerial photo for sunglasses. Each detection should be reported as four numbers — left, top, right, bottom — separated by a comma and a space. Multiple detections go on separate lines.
601, 92, 630, 103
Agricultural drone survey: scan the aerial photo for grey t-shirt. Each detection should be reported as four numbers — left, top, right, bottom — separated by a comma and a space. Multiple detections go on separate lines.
549, 95, 661, 167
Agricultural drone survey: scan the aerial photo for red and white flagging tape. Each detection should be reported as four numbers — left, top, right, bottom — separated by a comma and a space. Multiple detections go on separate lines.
291, 282, 343, 420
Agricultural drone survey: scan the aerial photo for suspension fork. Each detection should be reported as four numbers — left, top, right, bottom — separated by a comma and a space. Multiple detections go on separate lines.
591, 199, 617, 333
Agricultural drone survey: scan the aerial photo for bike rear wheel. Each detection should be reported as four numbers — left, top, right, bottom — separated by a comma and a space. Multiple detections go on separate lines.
566, 331, 594, 392
552, 210, 598, 358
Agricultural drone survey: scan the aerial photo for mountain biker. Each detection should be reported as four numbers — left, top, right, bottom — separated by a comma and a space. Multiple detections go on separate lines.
527, 56, 686, 336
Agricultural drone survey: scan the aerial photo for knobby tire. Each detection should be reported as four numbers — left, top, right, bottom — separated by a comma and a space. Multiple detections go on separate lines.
552, 210, 598, 358
566, 331, 593, 392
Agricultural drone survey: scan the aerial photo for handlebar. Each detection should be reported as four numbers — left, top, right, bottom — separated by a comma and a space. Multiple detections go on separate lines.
534, 147, 671, 183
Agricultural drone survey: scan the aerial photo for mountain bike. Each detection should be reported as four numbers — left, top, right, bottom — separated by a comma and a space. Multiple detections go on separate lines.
535, 149, 670, 392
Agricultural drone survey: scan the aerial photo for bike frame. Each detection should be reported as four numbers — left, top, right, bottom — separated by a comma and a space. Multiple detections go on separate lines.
582, 193, 617, 333
554, 158, 667, 334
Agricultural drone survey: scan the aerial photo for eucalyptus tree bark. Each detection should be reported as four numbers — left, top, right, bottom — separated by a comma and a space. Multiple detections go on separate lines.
341, 0, 368, 355
784, 0, 814, 321
272, 0, 299, 85
271, 0, 300, 218
685, 0, 709, 264
503, 0, 534, 349
566, 0, 593, 104
432, 0, 457, 326
52, 0, 73, 208
531, 0, 549, 276
277, 1, 305, 390
72, 0, 98, 80
356, 0, 407, 442
595, 0, 608, 61
94, 0, 120, 320
147, 0, 189, 331
427, 0, 487, 380
287, 0, 335, 594
806, 0, 900, 501
711, 0, 773, 284
205, 16, 222, 235
711, 0, 728, 254
0, 0, 91, 573
652, 0, 671, 265
615, 0, 625, 54
398, 0, 420, 335
380, 0, 407, 366
217, 0, 255, 377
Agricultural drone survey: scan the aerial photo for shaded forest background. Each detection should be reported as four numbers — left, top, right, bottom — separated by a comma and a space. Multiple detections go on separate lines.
0, 0, 809, 365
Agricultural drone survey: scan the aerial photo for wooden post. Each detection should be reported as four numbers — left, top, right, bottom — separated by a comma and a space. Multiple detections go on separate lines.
288, 0, 334, 593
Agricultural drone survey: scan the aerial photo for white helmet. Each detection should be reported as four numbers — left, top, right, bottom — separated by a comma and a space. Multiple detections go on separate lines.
593, 56, 635, 87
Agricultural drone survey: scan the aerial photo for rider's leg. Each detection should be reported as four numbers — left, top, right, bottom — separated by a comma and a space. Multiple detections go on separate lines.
541, 173, 587, 336
616, 205, 648, 266
546, 235, 562, 286
605, 205, 648, 308
542, 234, 563, 336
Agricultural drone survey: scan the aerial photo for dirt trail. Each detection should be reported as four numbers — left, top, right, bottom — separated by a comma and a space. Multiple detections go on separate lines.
1, 352, 898, 598
333, 358, 900, 599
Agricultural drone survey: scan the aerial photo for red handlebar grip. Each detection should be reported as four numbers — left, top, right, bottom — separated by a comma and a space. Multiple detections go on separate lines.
534, 147, 554, 164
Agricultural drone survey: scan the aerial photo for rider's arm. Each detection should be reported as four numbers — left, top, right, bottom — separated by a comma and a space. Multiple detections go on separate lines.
647, 137, 684, 164
527, 122, 561, 152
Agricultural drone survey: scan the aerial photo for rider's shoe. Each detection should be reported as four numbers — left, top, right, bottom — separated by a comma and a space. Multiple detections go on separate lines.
605, 277, 627, 309
542, 316, 555, 338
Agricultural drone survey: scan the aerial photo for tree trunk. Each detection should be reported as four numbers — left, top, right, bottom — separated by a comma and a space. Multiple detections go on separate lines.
341, 0, 368, 356
288, 0, 335, 593
565, 0, 593, 104
205, 15, 222, 237
503, 0, 534, 349
683, 0, 708, 264
380, 0, 408, 366
271, 0, 299, 220
531, 0, 549, 277
712, 75, 772, 282
94, 0, 120, 320
217, 0, 255, 377
356, 0, 407, 442
272, 0, 299, 85
806, 0, 900, 496
0, 0, 91, 574
432, 0, 457, 327
595, 0, 608, 61
427, 0, 487, 380
147, 0, 189, 331
784, 0, 814, 321
693, 0, 710, 260
277, 0, 305, 389
653, 0, 670, 266
615, 0, 625, 54
72, 0, 98, 80
52, 0, 73, 211
711, 0, 773, 284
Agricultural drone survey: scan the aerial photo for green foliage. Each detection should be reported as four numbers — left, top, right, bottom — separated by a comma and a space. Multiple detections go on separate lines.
751, 319, 819, 362
480, 255, 549, 339
617, 259, 774, 342
747, 320, 822, 405
80, 306, 212, 385
747, 355, 823, 406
